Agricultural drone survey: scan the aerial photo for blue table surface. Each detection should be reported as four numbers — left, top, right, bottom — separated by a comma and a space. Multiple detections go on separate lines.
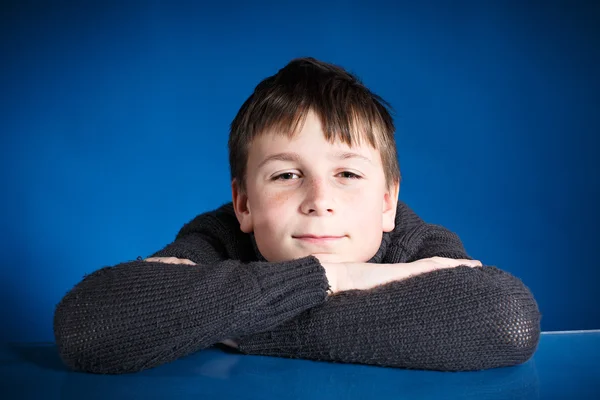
1, 332, 598, 400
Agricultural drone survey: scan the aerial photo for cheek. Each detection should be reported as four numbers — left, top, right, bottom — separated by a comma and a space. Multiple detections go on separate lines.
267, 190, 292, 208
254, 192, 293, 232
352, 196, 383, 229
349, 199, 384, 262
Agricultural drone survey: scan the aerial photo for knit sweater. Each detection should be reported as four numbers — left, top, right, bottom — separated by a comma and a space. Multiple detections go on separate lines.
53, 201, 541, 374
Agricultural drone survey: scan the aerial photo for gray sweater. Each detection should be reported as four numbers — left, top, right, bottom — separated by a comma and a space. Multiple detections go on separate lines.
53, 201, 541, 374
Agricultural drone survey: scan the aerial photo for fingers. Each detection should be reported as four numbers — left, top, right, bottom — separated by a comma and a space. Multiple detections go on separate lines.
144, 257, 197, 265
454, 259, 482, 267
430, 256, 482, 268
409, 257, 482, 277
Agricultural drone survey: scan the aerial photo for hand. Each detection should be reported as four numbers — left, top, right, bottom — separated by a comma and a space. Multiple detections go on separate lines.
322, 256, 482, 294
143, 257, 197, 265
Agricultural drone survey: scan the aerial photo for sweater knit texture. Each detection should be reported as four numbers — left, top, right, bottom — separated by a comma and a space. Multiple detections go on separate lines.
53, 201, 541, 374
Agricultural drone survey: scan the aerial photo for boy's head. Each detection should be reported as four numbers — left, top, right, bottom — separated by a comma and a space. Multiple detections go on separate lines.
228, 57, 401, 263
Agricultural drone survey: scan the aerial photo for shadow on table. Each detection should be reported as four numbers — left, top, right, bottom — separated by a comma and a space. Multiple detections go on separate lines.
7, 342, 69, 372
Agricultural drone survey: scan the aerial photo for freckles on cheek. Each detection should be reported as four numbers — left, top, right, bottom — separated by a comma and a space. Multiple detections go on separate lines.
255, 191, 292, 231
265, 190, 292, 208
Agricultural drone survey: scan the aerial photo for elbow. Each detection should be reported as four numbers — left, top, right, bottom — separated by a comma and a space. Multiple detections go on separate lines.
53, 297, 112, 374
493, 288, 542, 368
475, 268, 542, 370
53, 267, 142, 375
433, 267, 541, 372
53, 294, 91, 373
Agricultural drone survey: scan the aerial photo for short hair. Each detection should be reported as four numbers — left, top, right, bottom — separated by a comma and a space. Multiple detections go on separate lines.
228, 57, 401, 194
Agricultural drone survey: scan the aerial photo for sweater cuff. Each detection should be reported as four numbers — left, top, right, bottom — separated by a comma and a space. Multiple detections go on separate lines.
243, 255, 330, 330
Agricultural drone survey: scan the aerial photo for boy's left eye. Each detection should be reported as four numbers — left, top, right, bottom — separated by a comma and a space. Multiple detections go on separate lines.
338, 171, 361, 179
273, 172, 300, 180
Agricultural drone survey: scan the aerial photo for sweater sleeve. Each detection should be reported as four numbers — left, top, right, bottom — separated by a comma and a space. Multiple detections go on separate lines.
236, 223, 542, 371
53, 220, 330, 374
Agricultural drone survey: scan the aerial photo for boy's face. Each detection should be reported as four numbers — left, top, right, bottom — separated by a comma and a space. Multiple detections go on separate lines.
232, 110, 399, 264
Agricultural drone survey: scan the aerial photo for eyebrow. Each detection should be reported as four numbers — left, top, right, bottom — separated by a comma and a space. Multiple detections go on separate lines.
257, 152, 301, 170
257, 151, 373, 170
334, 151, 373, 164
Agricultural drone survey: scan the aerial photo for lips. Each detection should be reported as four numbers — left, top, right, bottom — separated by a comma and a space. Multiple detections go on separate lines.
293, 235, 346, 245
293, 235, 345, 239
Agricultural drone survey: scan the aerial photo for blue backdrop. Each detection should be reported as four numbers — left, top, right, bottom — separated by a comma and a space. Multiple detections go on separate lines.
1, 0, 598, 342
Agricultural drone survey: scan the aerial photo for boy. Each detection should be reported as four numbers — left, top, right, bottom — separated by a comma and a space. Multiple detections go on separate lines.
54, 57, 541, 375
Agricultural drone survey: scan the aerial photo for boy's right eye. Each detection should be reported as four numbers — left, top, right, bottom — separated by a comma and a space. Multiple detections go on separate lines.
273, 172, 300, 180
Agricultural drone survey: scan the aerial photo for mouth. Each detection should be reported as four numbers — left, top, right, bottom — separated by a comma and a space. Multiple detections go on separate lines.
292, 235, 346, 244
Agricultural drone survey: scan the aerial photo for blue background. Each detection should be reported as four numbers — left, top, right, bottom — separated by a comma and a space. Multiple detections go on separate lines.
1, 0, 598, 342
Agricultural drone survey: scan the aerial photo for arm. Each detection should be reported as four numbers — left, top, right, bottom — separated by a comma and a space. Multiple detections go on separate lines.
235, 219, 542, 371
236, 265, 540, 371
53, 210, 330, 374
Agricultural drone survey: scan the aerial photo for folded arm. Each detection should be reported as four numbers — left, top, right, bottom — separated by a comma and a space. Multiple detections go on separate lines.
236, 223, 542, 371
53, 211, 330, 374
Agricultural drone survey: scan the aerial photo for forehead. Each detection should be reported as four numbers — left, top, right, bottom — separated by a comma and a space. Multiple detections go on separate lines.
248, 111, 381, 161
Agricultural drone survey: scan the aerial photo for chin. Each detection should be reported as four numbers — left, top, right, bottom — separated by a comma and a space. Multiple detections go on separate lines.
309, 253, 349, 263
267, 251, 361, 264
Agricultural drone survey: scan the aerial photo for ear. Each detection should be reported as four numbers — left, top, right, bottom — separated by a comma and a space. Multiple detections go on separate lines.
382, 179, 400, 232
231, 179, 254, 233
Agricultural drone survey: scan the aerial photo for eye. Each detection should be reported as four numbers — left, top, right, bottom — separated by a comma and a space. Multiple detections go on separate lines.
338, 171, 362, 179
272, 172, 300, 181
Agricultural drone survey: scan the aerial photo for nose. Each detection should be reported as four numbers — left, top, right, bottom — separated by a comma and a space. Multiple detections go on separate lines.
300, 177, 334, 216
